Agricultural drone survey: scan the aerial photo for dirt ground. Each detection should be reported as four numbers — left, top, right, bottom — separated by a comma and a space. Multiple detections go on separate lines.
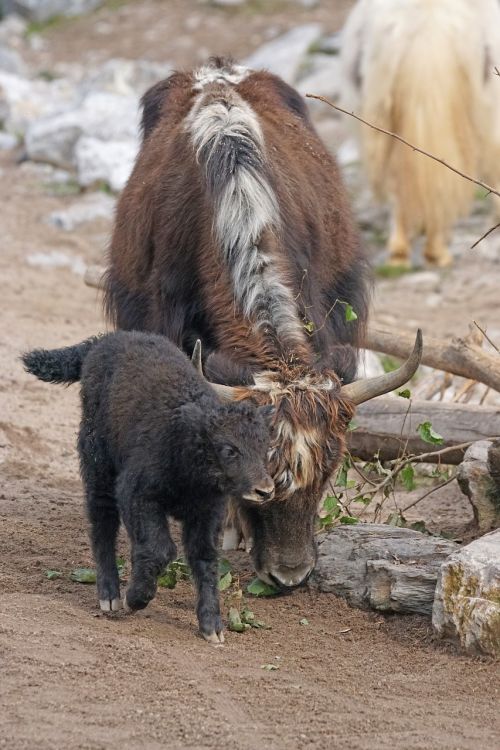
1, 2, 500, 749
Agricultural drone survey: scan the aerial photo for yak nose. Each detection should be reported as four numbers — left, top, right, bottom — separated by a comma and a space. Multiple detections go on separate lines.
243, 478, 275, 504
255, 482, 275, 501
267, 561, 314, 589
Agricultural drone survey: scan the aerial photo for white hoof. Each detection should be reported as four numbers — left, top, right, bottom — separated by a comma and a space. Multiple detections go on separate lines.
203, 631, 225, 646
99, 598, 122, 612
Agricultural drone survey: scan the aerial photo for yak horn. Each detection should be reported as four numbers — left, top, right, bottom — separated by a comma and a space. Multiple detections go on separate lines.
191, 339, 238, 400
339, 329, 423, 405
191, 339, 203, 376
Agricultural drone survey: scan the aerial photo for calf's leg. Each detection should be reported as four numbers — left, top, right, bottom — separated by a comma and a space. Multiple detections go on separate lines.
118, 488, 177, 612
81, 451, 121, 612
183, 506, 225, 644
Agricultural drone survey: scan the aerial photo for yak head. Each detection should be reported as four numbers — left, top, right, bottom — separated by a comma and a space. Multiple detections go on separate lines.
193, 331, 422, 589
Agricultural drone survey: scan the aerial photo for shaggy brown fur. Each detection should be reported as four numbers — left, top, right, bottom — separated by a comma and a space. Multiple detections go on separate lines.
103, 58, 369, 587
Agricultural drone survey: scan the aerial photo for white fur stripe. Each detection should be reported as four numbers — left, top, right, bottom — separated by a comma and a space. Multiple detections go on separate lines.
186, 71, 305, 346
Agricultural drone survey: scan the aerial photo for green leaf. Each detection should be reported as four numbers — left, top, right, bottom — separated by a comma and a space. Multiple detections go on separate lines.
246, 578, 279, 597
228, 607, 249, 633
401, 464, 416, 491
299, 618, 309, 626
70, 567, 96, 584
218, 571, 232, 591
417, 421, 444, 445
218, 558, 232, 577
398, 388, 411, 399
339, 515, 359, 525
352, 494, 371, 506
261, 663, 279, 671
410, 520, 428, 534
45, 570, 63, 580
347, 419, 358, 431
386, 512, 406, 528
323, 495, 339, 513
303, 320, 315, 333
344, 303, 358, 322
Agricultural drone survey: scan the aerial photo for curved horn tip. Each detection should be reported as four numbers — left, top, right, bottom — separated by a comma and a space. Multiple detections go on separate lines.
340, 328, 424, 406
191, 339, 203, 376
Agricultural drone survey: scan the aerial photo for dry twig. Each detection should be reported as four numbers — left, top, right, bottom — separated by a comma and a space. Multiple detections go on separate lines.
307, 94, 500, 247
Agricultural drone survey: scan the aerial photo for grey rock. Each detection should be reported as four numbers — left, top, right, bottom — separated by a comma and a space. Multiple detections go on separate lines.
4, 0, 104, 23
312, 524, 458, 615
0, 44, 26, 76
25, 91, 139, 168
0, 131, 17, 149
0, 70, 77, 133
296, 55, 341, 103
432, 529, 500, 656
75, 136, 137, 192
457, 440, 500, 534
47, 192, 116, 231
81, 58, 173, 98
245, 24, 323, 84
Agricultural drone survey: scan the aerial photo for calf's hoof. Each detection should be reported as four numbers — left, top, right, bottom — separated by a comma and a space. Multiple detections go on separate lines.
202, 630, 225, 646
99, 598, 122, 613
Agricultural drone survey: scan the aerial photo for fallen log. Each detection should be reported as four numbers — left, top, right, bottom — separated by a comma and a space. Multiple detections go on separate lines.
350, 397, 500, 464
365, 326, 500, 393
312, 524, 458, 616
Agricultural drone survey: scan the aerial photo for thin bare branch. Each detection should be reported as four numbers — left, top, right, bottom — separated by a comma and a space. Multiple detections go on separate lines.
305, 94, 500, 200
473, 320, 500, 354
402, 473, 457, 513
470, 221, 500, 249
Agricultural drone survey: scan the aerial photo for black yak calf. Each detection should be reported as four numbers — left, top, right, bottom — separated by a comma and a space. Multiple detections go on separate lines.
23, 331, 274, 643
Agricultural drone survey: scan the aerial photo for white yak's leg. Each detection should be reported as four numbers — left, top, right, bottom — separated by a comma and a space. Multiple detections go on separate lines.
388, 204, 411, 267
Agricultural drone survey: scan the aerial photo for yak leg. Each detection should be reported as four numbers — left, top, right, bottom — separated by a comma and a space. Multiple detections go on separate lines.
80, 440, 121, 613
424, 229, 452, 268
118, 487, 177, 612
222, 498, 254, 553
183, 506, 225, 644
388, 205, 411, 267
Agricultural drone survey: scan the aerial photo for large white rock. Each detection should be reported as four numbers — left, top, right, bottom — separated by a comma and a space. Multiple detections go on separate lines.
457, 440, 500, 534
25, 91, 139, 169
75, 136, 137, 192
245, 24, 323, 84
432, 529, 500, 656
0, 70, 77, 134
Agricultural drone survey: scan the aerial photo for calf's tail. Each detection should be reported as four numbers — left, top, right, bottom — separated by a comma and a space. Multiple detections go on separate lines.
22, 336, 101, 384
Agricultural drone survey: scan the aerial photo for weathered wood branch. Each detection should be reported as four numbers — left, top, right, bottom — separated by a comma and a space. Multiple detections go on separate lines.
312, 524, 458, 615
364, 327, 500, 393
350, 397, 500, 464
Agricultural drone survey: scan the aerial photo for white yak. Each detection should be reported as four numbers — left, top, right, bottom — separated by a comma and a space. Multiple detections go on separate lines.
340, 0, 500, 266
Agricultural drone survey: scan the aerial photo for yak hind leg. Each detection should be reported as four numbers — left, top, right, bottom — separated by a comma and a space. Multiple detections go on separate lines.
222, 498, 254, 553
423, 230, 452, 268
388, 207, 412, 267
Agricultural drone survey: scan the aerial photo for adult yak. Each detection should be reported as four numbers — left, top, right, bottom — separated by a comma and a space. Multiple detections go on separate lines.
104, 58, 421, 589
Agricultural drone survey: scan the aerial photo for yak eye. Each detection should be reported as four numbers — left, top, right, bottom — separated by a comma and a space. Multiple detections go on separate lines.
221, 445, 239, 460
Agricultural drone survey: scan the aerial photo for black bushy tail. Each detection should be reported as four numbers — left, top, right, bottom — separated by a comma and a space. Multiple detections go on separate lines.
22, 336, 101, 384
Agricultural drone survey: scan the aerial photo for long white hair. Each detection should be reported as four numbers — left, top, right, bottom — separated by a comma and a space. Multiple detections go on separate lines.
340, 0, 500, 262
